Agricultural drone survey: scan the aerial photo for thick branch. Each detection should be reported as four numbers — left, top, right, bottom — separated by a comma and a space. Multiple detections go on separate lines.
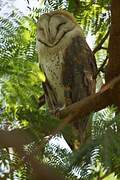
26, 156, 64, 180
53, 75, 120, 134
0, 129, 34, 148
0, 129, 64, 179
105, 0, 120, 107
0, 130, 64, 179
15, 148, 64, 180
105, 0, 120, 82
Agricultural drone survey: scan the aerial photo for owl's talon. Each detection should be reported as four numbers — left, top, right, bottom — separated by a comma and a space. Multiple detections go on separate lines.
65, 98, 72, 106
55, 110, 61, 118
50, 109, 61, 118
51, 106, 65, 118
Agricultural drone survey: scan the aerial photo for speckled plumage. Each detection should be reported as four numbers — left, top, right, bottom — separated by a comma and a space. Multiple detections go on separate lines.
36, 10, 97, 145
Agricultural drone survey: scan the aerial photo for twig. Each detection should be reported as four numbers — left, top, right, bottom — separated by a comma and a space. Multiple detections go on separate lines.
38, 94, 45, 108
95, 56, 108, 78
101, 47, 108, 50
100, 164, 120, 179
93, 30, 110, 54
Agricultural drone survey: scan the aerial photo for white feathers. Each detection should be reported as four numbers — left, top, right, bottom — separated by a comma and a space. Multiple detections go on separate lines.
36, 11, 85, 107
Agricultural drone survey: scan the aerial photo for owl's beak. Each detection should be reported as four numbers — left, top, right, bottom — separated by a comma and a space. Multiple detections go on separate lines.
48, 23, 57, 45
49, 35, 55, 44
48, 26, 56, 44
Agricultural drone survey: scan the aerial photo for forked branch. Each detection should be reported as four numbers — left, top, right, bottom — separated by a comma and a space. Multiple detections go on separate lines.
93, 30, 110, 54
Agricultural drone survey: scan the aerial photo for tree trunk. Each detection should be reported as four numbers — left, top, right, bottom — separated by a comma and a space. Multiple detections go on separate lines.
105, 0, 120, 108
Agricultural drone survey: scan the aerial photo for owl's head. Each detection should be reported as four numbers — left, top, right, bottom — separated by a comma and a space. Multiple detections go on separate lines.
36, 10, 82, 48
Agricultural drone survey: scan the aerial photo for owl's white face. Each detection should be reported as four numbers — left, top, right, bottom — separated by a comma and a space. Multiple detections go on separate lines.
36, 12, 76, 47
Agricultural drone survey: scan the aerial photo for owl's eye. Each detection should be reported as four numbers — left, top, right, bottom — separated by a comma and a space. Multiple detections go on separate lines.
57, 22, 66, 31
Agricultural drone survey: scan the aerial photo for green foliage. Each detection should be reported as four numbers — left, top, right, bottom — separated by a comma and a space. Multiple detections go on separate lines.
0, 0, 120, 180
0, 10, 51, 178
40, 108, 120, 179
65, 107, 120, 179
0, 13, 40, 111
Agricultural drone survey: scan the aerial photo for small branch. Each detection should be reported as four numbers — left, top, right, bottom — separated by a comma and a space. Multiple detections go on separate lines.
38, 94, 45, 108
101, 47, 108, 50
95, 56, 108, 78
93, 30, 110, 54
100, 164, 120, 180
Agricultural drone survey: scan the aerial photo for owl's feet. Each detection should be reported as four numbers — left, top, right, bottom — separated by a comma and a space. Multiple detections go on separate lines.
51, 106, 65, 118
65, 97, 72, 106
50, 97, 72, 118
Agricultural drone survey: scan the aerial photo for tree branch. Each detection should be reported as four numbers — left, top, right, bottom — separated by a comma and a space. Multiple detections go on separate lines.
0, 129, 34, 148
53, 75, 120, 134
0, 130, 64, 179
38, 94, 45, 108
93, 30, 110, 54
0, 75, 120, 149
15, 147, 64, 180
101, 47, 108, 50
95, 55, 108, 78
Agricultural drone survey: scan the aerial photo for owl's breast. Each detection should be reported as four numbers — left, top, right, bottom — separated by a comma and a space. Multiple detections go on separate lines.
40, 51, 65, 107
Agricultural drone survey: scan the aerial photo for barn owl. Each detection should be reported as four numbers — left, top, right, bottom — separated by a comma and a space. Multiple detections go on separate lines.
36, 10, 97, 146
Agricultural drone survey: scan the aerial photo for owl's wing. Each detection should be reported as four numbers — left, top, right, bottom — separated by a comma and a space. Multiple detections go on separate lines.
39, 65, 58, 111
42, 79, 58, 111
62, 36, 97, 105
62, 36, 97, 144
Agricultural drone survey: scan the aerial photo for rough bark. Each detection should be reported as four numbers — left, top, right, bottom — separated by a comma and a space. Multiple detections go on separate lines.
105, 0, 120, 108
0, 129, 34, 148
